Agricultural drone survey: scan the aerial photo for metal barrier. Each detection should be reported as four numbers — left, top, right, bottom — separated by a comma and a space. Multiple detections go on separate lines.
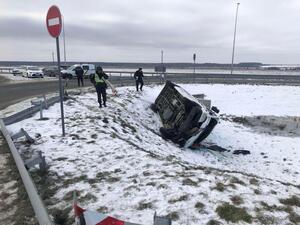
3, 96, 60, 125
0, 67, 13, 74
0, 119, 53, 225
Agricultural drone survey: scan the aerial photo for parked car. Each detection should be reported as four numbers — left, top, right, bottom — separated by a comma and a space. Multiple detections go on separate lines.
61, 64, 95, 79
42, 66, 59, 77
20, 66, 44, 78
12, 67, 22, 76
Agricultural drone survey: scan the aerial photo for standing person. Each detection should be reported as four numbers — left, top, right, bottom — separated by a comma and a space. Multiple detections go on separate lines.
75, 66, 84, 87
134, 68, 144, 91
90, 66, 109, 108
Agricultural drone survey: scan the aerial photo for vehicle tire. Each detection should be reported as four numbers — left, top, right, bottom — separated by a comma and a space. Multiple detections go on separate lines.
67, 74, 73, 79
211, 106, 219, 113
150, 103, 158, 113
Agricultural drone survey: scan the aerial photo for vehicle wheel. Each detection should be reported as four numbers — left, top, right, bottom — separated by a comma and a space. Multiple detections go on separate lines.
150, 103, 158, 113
211, 106, 219, 113
68, 74, 73, 79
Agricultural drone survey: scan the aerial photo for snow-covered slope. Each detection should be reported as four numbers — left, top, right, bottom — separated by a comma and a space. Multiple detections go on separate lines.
6, 84, 300, 225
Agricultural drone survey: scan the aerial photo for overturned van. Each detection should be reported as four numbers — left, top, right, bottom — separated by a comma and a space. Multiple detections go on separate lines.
151, 81, 219, 148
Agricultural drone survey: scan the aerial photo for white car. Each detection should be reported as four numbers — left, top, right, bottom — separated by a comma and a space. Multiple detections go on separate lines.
21, 66, 44, 78
61, 64, 95, 79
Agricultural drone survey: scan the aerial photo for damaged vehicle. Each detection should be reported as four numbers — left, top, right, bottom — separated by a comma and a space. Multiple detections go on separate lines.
151, 81, 219, 148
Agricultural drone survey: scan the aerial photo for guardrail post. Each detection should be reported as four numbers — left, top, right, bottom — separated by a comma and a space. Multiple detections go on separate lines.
43, 94, 48, 109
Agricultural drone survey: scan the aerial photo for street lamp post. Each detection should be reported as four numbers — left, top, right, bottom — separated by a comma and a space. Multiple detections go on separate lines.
230, 2, 240, 75
193, 53, 196, 73
62, 16, 67, 66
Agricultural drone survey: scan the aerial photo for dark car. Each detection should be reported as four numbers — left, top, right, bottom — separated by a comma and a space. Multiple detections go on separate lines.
151, 81, 219, 148
42, 65, 69, 77
42, 66, 59, 77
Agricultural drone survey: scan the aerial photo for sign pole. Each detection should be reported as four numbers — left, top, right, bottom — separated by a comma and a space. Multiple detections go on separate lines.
47, 5, 65, 136
56, 37, 65, 136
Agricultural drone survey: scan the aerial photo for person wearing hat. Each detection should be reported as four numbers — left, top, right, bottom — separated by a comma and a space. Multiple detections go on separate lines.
91, 66, 109, 108
75, 66, 84, 87
134, 68, 144, 91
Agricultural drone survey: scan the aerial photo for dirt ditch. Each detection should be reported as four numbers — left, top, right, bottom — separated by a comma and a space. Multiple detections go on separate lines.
228, 115, 300, 137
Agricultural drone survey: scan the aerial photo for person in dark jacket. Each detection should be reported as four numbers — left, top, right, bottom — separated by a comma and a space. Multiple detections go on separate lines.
91, 66, 109, 108
75, 66, 84, 87
134, 68, 144, 91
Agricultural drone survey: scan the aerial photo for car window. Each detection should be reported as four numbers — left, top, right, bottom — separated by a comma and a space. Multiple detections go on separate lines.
67, 65, 76, 70
28, 67, 39, 71
82, 66, 89, 70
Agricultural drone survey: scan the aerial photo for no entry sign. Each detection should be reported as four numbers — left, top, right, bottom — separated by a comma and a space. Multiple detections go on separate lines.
46, 5, 62, 38
46, 5, 65, 136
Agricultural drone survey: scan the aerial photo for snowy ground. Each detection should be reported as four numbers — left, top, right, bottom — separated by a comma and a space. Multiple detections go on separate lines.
5, 84, 300, 225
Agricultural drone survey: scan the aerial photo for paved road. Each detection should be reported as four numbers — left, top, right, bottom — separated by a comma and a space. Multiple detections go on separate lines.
1, 73, 300, 110
0, 78, 92, 110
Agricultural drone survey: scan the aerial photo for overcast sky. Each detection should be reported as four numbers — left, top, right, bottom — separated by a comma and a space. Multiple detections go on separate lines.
1, 0, 300, 63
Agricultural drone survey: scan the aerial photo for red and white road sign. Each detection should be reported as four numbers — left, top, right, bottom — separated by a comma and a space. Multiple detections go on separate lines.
46, 5, 62, 38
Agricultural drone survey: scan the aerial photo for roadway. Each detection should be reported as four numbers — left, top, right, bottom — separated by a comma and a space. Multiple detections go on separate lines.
1, 72, 300, 110
0, 78, 93, 110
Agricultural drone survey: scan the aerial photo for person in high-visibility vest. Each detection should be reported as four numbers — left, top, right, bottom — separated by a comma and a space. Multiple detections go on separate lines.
91, 66, 109, 108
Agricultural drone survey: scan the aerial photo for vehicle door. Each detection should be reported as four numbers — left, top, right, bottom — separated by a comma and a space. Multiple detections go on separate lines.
82, 64, 90, 78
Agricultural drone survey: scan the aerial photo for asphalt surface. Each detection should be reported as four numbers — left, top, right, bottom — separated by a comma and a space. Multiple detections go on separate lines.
1, 73, 300, 110
0, 78, 92, 110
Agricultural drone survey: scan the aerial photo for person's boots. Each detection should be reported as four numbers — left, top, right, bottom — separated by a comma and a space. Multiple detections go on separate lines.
99, 103, 102, 108
103, 102, 107, 107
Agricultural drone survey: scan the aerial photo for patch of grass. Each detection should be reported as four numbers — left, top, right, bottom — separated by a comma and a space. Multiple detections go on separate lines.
143, 171, 151, 176
230, 177, 245, 186
168, 194, 189, 203
182, 178, 198, 186
146, 182, 156, 187
256, 214, 276, 225
207, 220, 222, 225
213, 182, 226, 192
254, 189, 261, 195
106, 176, 121, 183
55, 157, 68, 161
249, 178, 259, 185
158, 184, 168, 189
79, 193, 97, 203
137, 201, 153, 210
279, 195, 300, 207
195, 202, 205, 213
289, 211, 300, 224
230, 196, 244, 205
260, 201, 278, 212
270, 190, 277, 195
97, 206, 108, 214
216, 203, 252, 223
168, 211, 179, 221
91, 134, 97, 139
51, 207, 72, 225
110, 132, 117, 138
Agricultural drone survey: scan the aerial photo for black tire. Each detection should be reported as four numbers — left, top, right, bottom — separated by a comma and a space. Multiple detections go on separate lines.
150, 103, 158, 113
211, 106, 220, 113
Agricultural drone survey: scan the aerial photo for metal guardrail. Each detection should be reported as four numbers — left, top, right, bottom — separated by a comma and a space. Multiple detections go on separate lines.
3, 96, 60, 125
0, 119, 53, 225
0, 67, 13, 74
